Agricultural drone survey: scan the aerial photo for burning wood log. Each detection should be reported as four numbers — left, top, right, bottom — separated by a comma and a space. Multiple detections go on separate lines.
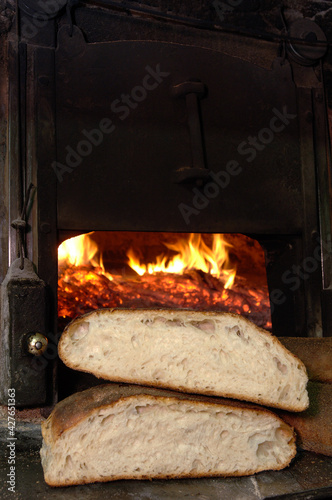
58, 265, 271, 330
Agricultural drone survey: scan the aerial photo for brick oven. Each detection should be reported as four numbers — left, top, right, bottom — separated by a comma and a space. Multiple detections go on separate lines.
0, 1, 332, 496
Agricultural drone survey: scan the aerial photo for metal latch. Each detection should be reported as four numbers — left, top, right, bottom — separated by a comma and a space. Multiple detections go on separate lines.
0, 259, 50, 407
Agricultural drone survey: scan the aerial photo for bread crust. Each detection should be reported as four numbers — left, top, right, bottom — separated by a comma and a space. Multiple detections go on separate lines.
58, 309, 309, 411
41, 383, 297, 487
45, 464, 298, 488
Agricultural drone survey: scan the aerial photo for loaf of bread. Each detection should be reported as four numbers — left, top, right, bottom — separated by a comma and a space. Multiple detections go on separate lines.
40, 383, 296, 486
58, 309, 309, 411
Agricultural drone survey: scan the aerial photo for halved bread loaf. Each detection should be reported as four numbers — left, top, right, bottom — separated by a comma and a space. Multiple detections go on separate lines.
58, 309, 309, 411
40, 383, 296, 486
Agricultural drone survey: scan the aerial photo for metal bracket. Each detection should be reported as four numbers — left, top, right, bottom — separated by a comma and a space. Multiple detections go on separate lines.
57, 24, 87, 58
286, 19, 327, 66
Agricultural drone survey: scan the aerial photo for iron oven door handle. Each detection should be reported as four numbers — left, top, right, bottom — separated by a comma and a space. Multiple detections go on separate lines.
172, 81, 209, 186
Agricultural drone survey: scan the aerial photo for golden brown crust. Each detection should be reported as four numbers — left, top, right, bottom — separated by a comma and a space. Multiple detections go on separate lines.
58, 308, 308, 412
45, 456, 297, 488
53, 370, 305, 412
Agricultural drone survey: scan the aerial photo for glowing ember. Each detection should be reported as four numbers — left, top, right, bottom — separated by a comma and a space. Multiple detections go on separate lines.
58, 232, 272, 330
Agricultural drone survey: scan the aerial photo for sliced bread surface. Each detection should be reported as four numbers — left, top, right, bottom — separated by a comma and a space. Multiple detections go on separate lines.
58, 309, 309, 411
40, 383, 296, 486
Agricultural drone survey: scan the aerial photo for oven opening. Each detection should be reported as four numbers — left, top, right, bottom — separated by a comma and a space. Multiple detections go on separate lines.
57, 232, 272, 332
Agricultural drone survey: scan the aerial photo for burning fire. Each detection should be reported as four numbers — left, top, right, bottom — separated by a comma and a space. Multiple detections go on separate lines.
58, 232, 271, 330
58, 233, 113, 281
127, 234, 236, 289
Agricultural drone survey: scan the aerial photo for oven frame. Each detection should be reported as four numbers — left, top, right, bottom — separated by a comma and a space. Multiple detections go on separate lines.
1, 1, 332, 408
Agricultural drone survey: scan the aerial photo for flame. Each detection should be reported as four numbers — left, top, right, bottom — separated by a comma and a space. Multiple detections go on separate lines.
58, 233, 113, 281
127, 234, 236, 289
